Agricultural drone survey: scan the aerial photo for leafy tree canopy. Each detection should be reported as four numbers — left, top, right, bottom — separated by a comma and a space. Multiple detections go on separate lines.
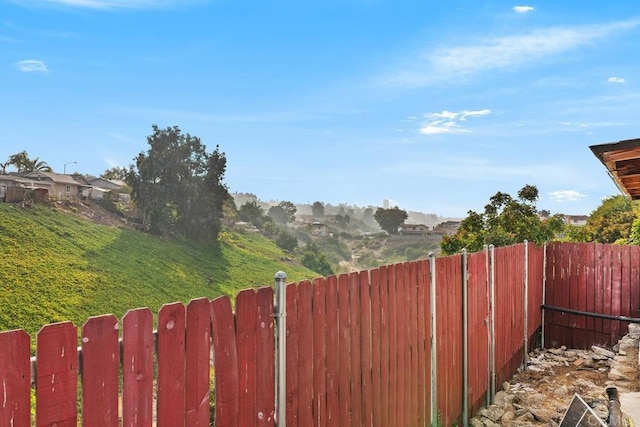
275, 230, 298, 252
374, 206, 408, 235
103, 166, 128, 180
300, 243, 334, 276
268, 201, 297, 224
238, 201, 268, 228
440, 184, 564, 255
585, 195, 637, 244
311, 201, 325, 218
127, 125, 229, 241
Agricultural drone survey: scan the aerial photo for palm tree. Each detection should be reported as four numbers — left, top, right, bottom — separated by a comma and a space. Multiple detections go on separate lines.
25, 157, 52, 172
6, 151, 52, 173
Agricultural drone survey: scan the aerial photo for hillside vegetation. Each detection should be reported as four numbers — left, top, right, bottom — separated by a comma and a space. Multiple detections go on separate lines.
0, 202, 317, 338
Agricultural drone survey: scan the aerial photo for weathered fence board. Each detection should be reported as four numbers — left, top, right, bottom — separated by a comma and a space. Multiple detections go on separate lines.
186, 298, 211, 426
370, 268, 383, 427
285, 283, 299, 426
82, 314, 119, 427
255, 286, 275, 427
36, 321, 78, 427
157, 302, 186, 427
378, 265, 391, 427
312, 278, 327, 427
417, 259, 430, 427
236, 289, 258, 427
359, 271, 374, 427
436, 254, 463, 427
0, 329, 30, 426
349, 272, 364, 426
297, 281, 314, 426
337, 274, 352, 426
122, 308, 153, 427
467, 250, 489, 414
211, 296, 239, 426
387, 264, 398, 426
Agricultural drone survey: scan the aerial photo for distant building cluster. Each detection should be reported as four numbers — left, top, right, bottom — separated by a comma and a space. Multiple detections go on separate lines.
399, 220, 461, 236
0, 171, 128, 204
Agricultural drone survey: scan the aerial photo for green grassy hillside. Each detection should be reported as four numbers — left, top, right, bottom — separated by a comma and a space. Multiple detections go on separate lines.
0, 203, 317, 338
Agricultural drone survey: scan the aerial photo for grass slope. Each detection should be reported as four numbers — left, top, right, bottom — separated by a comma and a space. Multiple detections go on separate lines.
0, 203, 317, 338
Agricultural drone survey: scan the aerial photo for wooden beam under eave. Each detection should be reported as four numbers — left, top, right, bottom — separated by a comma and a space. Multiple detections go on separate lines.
602, 147, 640, 163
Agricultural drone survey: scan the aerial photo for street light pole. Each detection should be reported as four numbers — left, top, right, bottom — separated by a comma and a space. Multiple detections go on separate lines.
63, 161, 77, 174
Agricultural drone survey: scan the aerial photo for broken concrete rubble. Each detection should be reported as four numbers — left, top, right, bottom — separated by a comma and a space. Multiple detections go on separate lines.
469, 325, 639, 426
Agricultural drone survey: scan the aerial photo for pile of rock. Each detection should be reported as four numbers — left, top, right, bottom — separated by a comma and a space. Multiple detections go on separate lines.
470, 323, 640, 427
608, 323, 640, 389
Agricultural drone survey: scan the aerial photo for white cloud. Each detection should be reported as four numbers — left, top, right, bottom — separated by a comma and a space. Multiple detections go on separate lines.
16, 59, 49, 73
383, 19, 640, 87
608, 76, 625, 83
513, 6, 534, 13
549, 190, 587, 202
419, 109, 491, 135
11, 0, 199, 9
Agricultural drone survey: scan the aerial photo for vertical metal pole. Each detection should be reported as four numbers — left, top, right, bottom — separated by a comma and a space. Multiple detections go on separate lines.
541, 244, 548, 349
488, 244, 496, 404
523, 240, 529, 371
274, 271, 287, 426
483, 244, 490, 408
428, 252, 438, 427
461, 249, 469, 427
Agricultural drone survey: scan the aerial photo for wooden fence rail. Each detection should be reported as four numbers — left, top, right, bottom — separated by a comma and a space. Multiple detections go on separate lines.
0, 241, 637, 426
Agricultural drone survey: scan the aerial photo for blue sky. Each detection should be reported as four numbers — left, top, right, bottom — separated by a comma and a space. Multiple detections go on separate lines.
2, 0, 640, 217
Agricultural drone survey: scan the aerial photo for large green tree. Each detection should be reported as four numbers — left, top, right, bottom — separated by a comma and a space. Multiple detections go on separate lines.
268, 201, 297, 224
127, 125, 228, 240
440, 184, 565, 255
311, 201, 325, 218
374, 206, 408, 234
584, 195, 636, 243
238, 201, 269, 228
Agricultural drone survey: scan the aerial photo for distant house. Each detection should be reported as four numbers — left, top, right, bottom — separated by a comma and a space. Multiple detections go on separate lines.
87, 177, 130, 202
21, 171, 85, 201
564, 215, 588, 226
89, 177, 126, 191
399, 223, 429, 235
0, 174, 53, 202
310, 221, 330, 236
433, 221, 461, 235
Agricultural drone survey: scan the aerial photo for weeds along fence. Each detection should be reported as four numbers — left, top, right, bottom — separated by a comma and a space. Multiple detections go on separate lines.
0, 241, 638, 426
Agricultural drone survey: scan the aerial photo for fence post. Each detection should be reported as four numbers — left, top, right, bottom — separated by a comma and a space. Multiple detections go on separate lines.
541, 244, 547, 349
461, 249, 469, 427
488, 244, 496, 404
274, 271, 287, 427
523, 240, 529, 371
483, 245, 489, 408
428, 252, 437, 427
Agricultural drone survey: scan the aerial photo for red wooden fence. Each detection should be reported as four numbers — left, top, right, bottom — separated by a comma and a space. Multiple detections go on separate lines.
544, 242, 640, 349
0, 241, 636, 426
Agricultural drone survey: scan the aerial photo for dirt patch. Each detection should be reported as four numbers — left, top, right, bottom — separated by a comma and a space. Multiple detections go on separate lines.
49, 199, 137, 229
